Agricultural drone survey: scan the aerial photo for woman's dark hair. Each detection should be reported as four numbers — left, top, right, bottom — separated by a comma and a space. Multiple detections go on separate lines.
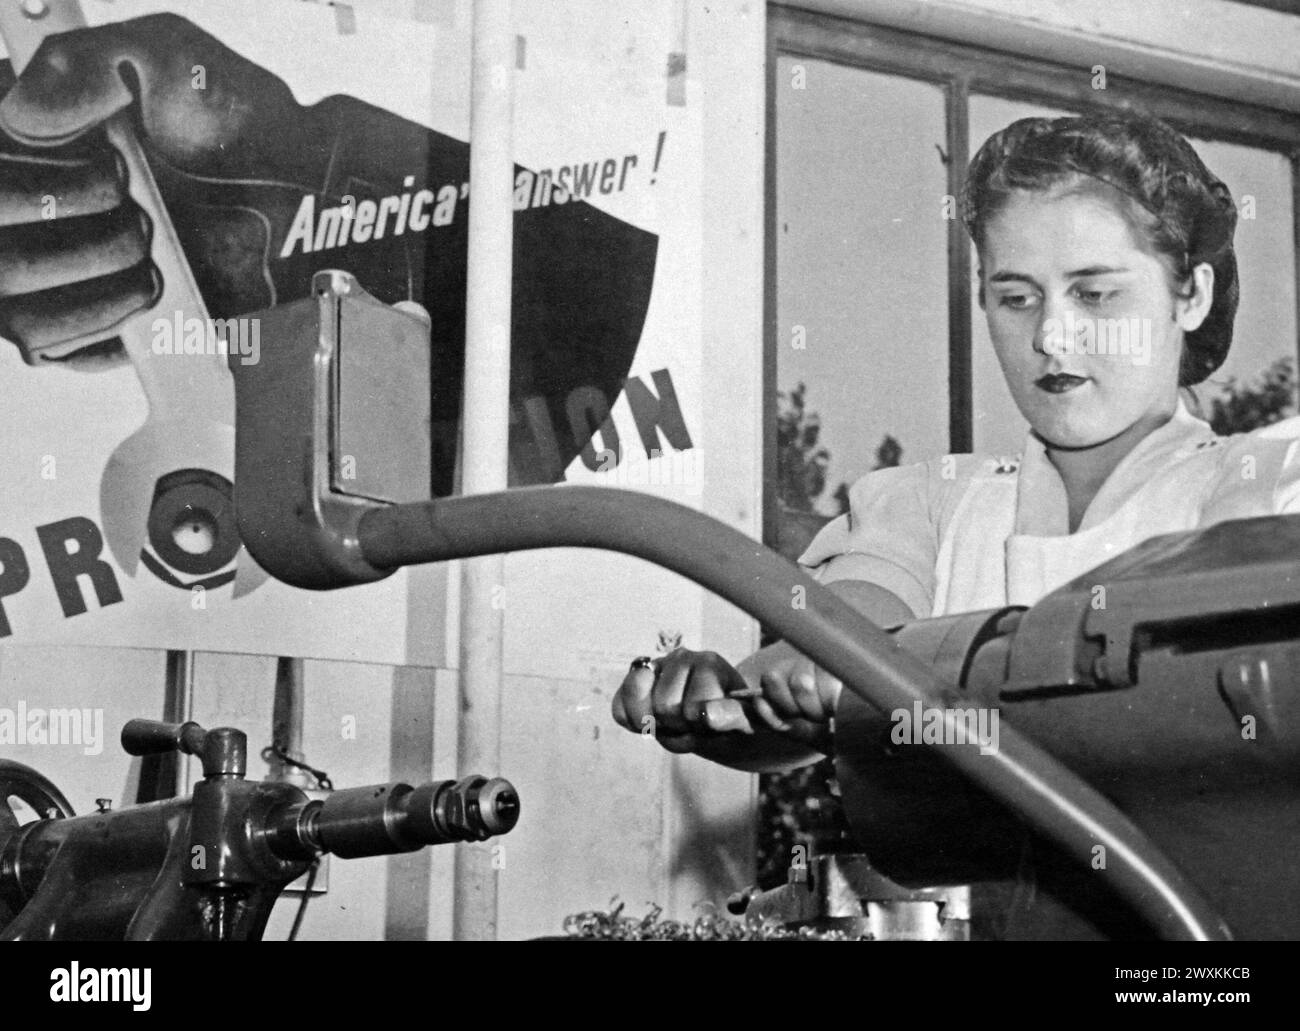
962, 109, 1239, 386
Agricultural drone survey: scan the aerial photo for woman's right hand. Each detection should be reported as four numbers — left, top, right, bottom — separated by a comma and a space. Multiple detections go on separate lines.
610, 643, 841, 773
609, 582, 914, 772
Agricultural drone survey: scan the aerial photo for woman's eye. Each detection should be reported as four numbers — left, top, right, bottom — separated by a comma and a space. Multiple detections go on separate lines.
997, 293, 1037, 310
1076, 287, 1116, 305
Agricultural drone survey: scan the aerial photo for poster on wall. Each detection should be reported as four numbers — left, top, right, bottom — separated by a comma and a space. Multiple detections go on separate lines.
0, 0, 704, 666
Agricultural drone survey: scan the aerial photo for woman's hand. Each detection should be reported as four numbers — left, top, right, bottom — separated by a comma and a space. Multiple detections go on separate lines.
610, 643, 843, 773
609, 580, 913, 773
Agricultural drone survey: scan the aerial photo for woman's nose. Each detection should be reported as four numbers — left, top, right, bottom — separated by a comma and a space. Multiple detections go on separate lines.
1031, 320, 1049, 356
1033, 295, 1071, 356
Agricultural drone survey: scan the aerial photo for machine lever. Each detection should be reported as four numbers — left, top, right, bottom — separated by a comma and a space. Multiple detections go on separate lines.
121, 719, 207, 758
122, 720, 245, 778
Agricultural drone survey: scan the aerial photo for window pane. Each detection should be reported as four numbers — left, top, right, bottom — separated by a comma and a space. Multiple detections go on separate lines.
774, 57, 949, 556
1185, 137, 1297, 421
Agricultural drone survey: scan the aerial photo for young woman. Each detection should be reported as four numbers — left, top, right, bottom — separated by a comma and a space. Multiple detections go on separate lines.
611, 108, 1300, 772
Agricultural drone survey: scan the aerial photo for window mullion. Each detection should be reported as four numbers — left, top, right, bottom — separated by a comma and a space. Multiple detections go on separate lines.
946, 76, 973, 454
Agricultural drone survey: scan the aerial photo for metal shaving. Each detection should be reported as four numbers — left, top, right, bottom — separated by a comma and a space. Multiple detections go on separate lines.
562, 899, 864, 941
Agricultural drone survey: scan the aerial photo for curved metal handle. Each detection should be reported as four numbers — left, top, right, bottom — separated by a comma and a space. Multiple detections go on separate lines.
356, 487, 1233, 942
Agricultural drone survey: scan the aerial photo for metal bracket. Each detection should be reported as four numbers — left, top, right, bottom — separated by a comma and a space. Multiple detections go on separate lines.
229, 270, 431, 589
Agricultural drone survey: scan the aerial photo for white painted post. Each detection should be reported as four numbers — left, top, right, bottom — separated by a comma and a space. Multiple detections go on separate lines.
453, 0, 514, 941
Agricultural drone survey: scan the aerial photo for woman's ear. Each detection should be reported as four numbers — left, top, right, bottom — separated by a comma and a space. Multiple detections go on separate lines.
1175, 262, 1215, 332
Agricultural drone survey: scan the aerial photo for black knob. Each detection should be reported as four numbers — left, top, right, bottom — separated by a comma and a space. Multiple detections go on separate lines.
121, 719, 205, 757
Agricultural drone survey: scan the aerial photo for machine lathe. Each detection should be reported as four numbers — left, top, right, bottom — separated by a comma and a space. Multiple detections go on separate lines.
0, 717, 518, 940
736, 512, 1300, 940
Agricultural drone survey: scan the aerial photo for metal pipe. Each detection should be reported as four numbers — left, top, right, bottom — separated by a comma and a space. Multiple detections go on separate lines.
163, 650, 197, 796
272, 658, 304, 763
358, 486, 1231, 941
267, 657, 317, 791
453, 0, 515, 942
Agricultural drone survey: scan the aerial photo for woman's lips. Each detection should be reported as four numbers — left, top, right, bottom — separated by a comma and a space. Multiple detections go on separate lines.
1035, 372, 1090, 394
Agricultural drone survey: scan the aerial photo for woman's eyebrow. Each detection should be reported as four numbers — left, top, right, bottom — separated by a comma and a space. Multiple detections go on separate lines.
1067, 265, 1131, 277
986, 265, 1132, 283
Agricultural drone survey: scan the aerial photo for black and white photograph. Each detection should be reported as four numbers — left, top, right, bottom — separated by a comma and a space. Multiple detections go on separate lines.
0, 0, 1295, 1002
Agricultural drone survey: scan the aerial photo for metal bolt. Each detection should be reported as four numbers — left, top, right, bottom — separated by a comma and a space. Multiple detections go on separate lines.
20, 0, 49, 20
95, 798, 113, 813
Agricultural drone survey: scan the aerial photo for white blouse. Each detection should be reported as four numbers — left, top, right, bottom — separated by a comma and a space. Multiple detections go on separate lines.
797, 403, 1300, 618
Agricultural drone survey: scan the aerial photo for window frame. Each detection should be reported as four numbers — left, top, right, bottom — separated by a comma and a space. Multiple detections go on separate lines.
764, 2, 1300, 546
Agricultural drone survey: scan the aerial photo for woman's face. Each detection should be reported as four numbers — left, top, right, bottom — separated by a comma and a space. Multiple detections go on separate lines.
979, 185, 1211, 449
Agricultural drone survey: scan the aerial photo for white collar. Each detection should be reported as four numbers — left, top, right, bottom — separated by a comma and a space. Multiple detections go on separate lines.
1013, 399, 1216, 536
